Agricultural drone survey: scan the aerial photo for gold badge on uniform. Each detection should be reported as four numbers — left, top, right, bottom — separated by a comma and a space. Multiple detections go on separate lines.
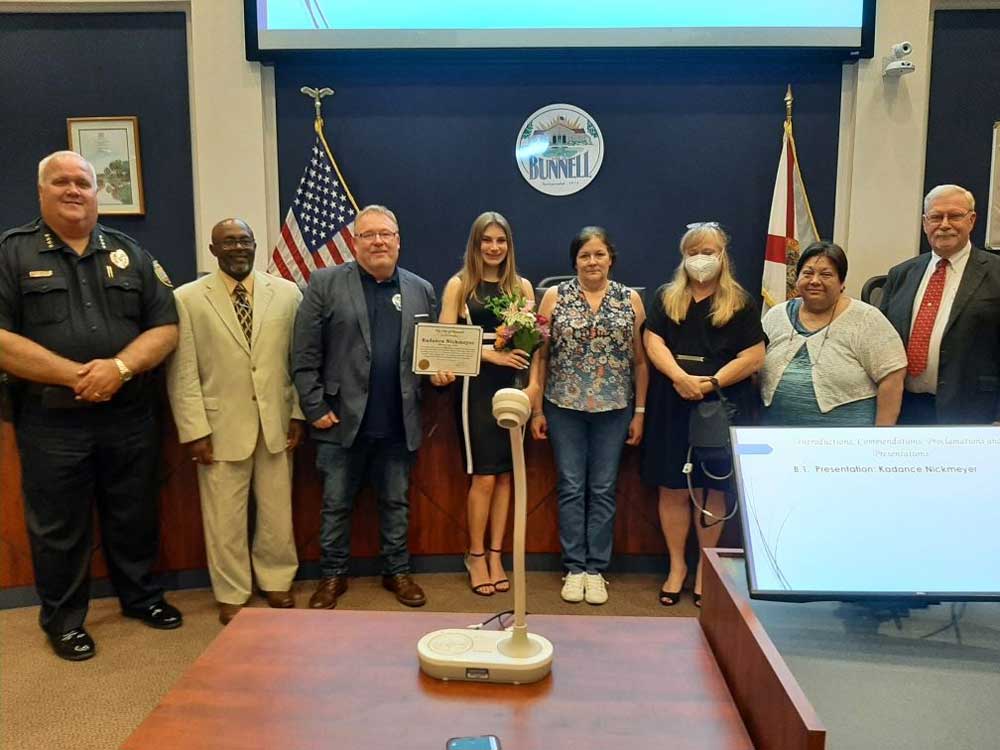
28, 270, 54, 278
109, 249, 130, 269
153, 260, 173, 288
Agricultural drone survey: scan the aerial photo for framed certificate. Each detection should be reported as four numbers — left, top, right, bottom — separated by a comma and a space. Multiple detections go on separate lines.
412, 323, 483, 377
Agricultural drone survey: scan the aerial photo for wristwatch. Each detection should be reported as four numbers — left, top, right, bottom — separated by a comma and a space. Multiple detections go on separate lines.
113, 357, 134, 383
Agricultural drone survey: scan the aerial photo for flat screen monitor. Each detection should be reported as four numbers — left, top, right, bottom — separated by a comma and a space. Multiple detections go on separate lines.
245, 1, 875, 59
733, 425, 1000, 603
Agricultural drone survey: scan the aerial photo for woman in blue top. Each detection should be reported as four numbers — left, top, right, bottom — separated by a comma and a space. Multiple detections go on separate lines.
760, 241, 906, 426
527, 227, 648, 606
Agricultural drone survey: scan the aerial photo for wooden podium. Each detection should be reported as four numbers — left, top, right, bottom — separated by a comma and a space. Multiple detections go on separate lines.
700, 549, 826, 750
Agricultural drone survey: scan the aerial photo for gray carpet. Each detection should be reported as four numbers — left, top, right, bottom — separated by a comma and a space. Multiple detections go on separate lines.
0, 571, 697, 750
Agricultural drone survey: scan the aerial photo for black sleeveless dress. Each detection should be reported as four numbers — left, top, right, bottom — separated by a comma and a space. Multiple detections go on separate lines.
457, 282, 517, 475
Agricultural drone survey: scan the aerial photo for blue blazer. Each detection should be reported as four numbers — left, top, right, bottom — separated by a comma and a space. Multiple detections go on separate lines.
292, 262, 437, 450
880, 245, 1000, 423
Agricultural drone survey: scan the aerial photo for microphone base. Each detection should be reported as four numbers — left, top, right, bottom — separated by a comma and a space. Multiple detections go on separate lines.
418, 628, 553, 685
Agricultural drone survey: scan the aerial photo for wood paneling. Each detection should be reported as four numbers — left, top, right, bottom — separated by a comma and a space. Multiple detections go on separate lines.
1, 384, 720, 589
124, 609, 753, 750
700, 549, 826, 750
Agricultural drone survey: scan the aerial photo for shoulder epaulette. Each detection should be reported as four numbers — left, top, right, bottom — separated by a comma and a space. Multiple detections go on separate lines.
0, 218, 44, 245
98, 223, 141, 247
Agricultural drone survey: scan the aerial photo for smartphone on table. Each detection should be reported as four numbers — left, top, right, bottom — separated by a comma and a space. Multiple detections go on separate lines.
446, 735, 501, 750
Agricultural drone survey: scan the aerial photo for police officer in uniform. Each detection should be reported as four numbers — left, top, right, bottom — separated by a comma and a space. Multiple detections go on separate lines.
0, 151, 182, 661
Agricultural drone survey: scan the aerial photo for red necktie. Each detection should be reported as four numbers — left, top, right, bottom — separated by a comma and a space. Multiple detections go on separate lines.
906, 258, 949, 376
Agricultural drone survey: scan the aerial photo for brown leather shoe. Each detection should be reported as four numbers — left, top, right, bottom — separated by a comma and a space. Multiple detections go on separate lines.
382, 573, 426, 607
218, 603, 242, 626
309, 576, 348, 609
262, 589, 295, 609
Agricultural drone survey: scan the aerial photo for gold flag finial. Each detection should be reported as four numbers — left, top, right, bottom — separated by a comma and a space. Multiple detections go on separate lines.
300, 86, 335, 133
784, 85, 794, 124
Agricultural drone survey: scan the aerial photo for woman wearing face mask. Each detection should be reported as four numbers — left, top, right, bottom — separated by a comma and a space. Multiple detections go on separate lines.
759, 241, 906, 426
641, 223, 765, 607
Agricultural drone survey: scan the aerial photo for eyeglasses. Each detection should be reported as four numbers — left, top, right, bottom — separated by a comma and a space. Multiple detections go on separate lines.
923, 210, 974, 226
686, 221, 720, 230
799, 269, 838, 281
356, 230, 398, 242
219, 238, 255, 249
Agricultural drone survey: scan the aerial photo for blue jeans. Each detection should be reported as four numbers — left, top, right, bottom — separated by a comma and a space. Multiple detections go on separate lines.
315, 437, 414, 577
544, 400, 632, 574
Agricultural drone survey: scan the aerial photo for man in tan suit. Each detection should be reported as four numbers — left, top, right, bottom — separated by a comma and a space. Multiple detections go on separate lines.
167, 219, 304, 624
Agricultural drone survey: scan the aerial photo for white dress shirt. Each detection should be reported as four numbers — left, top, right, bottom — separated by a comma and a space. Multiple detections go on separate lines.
906, 241, 971, 394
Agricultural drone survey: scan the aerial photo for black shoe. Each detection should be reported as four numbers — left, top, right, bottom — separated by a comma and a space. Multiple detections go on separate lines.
48, 627, 96, 661
123, 600, 183, 630
658, 588, 682, 607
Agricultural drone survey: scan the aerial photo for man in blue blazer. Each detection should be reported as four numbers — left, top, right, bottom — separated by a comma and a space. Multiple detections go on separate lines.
292, 205, 442, 608
880, 184, 1000, 424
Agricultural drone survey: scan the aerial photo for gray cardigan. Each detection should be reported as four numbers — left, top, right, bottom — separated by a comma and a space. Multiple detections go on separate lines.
760, 298, 906, 412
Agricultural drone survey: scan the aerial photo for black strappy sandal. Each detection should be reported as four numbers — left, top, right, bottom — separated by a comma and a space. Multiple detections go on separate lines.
488, 548, 511, 593
464, 551, 495, 596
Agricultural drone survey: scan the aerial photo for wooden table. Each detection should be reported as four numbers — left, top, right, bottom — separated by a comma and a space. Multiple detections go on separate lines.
124, 609, 753, 750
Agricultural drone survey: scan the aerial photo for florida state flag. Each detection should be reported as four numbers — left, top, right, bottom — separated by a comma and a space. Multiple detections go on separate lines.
761, 102, 819, 313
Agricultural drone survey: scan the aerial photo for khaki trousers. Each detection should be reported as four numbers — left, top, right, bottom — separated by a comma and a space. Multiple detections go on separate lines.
196, 433, 298, 604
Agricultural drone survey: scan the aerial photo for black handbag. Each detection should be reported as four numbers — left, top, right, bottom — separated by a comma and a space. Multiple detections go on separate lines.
685, 381, 739, 525
688, 381, 737, 456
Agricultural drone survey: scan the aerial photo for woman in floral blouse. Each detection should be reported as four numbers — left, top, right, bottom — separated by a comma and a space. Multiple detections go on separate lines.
526, 227, 648, 605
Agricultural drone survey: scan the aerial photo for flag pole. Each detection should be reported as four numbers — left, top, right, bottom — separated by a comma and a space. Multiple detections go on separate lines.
299, 86, 360, 212
782, 84, 819, 242
761, 85, 820, 312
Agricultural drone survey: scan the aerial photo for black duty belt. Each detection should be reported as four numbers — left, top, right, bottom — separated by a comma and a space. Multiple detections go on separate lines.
24, 376, 150, 409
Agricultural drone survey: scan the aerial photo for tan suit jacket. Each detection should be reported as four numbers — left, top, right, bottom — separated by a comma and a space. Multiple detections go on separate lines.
167, 270, 304, 461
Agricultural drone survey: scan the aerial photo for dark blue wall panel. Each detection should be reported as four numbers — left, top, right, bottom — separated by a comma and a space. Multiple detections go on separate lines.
0, 13, 196, 284
925, 10, 1000, 252
275, 51, 844, 297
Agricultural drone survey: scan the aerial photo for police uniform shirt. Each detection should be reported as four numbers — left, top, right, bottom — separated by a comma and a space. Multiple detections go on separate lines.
0, 219, 178, 366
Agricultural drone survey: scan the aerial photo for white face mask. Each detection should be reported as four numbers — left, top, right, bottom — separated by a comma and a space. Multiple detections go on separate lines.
684, 253, 722, 283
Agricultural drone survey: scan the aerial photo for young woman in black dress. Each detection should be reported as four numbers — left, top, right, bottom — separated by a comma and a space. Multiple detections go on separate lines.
641, 223, 765, 607
438, 212, 534, 595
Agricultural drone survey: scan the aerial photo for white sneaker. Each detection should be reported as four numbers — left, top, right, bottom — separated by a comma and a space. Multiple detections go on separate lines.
584, 573, 609, 605
560, 572, 586, 603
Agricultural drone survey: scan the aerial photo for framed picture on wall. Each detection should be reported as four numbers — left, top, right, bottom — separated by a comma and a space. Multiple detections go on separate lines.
66, 116, 146, 215
988, 121, 1000, 251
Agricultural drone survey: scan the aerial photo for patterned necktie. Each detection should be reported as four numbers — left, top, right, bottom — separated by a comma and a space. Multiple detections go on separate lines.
233, 282, 252, 345
906, 258, 949, 376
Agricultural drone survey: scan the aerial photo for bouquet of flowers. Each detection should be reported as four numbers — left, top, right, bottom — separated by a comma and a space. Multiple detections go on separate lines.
484, 291, 550, 354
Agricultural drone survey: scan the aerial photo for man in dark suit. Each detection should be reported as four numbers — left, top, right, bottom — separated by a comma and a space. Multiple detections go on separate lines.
292, 205, 447, 608
880, 184, 1000, 424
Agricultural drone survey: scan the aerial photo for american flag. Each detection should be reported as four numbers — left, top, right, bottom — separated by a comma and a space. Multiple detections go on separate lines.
269, 134, 359, 286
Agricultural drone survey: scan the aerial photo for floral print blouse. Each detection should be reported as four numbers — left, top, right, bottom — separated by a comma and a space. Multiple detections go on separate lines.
545, 278, 636, 412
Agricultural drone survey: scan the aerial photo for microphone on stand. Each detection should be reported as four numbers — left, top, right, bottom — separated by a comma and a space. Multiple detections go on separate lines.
417, 388, 553, 684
